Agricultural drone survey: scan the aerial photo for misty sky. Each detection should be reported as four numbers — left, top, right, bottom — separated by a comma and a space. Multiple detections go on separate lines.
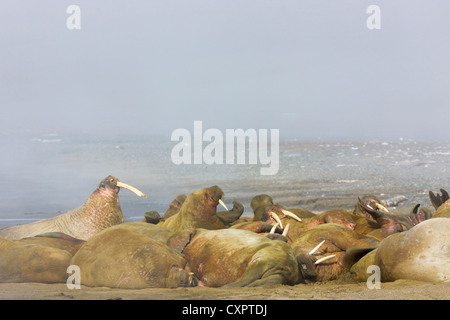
1, 0, 449, 141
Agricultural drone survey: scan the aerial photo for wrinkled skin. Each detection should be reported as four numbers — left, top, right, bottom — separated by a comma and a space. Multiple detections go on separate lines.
177, 228, 299, 287
0, 236, 73, 284
71, 223, 198, 289
350, 218, 450, 283
159, 186, 240, 232
0, 176, 130, 240
291, 223, 379, 282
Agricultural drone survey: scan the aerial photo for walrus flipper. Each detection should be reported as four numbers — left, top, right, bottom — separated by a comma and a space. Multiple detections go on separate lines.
216, 201, 244, 226
35, 232, 82, 241
407, 204, 433, 227
429, 189, 449, 209
143, 211, 162, 224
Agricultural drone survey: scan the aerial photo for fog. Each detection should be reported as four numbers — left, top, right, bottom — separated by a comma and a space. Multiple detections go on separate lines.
1, 0, 450, 142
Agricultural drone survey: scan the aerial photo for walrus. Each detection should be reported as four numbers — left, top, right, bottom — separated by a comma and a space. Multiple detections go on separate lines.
173, 228, 299, 287
350, 218, 450, 283
353, 195, 431, 230
250, 194, 315, 221
291, 223, 379, 282
158, 185, 231, 232
258, 205, 361, 243
71, 222, 198, 289
250, 194, 275, 221
0, 236, 73, 283
0, 175, 146, 240
229, 202, 298, 234
144, 195, 243, 227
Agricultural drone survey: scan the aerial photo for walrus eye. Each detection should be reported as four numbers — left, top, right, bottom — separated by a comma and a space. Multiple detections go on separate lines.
100, 183, 106, 189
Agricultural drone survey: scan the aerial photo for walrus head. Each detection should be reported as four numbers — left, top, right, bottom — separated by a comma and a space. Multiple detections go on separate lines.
201, 185, 227, 214
97, 175, 147, 198
354, 195, 389, 220
251, 194, 274, 221
180, 185, 227, 219
260, 204, 302, 230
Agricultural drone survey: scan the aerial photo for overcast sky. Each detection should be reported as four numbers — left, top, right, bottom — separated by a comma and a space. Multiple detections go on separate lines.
1, 0, 449, 141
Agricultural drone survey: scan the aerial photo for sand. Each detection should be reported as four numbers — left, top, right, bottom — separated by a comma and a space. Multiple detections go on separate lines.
1, 279, 449, 300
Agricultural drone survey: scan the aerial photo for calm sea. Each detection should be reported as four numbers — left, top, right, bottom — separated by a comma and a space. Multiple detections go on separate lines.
1, 132, 450, 228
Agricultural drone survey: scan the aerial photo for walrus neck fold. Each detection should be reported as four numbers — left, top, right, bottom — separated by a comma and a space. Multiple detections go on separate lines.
62, 188, 124, 239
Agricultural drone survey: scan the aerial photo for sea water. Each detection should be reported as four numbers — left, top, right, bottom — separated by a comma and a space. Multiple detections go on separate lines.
1, 132, 450, 228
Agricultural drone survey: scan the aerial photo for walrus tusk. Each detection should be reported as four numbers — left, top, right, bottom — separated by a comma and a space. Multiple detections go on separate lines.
270, 223, 279, 234
271, 212, 283, 230
218, 199, 229, 211
315, 254, 336, 264
281, 209, 302, 222
116, 181, 147, 198
376, 203, 389, 213
282, 223, 290, 237
309, 240, 326, 255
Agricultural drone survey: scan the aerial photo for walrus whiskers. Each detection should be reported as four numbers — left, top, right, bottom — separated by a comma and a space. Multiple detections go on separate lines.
116, 181, 147, 198
309, 240, 326, 255
315, 254, 336, 264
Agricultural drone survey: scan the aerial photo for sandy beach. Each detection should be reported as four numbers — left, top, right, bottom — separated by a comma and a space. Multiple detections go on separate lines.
1, 279, 449, 300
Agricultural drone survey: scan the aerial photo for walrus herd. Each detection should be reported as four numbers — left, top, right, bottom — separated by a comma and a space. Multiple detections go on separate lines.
0, 175, 449, 288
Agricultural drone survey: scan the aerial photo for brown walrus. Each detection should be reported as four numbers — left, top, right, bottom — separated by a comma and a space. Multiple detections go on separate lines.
258, 205, 361, 243
71, 222, 198, 289
0, 175, 146, 240
172, 228, 299, 287
154, 193, 243, 227
350, 218, 450, 283
353, 195, 432, 230
290, 223, 379, 282
158, 185, 230, 232
250, 194, 315, 221
0, 236, 73, 284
